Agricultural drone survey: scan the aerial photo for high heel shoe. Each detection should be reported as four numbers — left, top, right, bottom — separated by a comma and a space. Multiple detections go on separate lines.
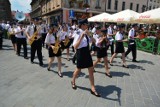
90, 89, 101, 97
109, 63, 113, 66
47, 67, 51, 71
122, 65, 129, 68
105, 73, 112, 78
58, 72, 63, 78
71, 81, 77, 90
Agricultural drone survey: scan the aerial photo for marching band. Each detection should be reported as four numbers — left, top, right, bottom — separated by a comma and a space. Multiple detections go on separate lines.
1, 17, 145, 97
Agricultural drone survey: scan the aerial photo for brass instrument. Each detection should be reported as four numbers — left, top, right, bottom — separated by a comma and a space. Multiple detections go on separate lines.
64, 36, 70, 46
28, 26, 41, 46
53, 36, 60, 54
8, 28, 15, 37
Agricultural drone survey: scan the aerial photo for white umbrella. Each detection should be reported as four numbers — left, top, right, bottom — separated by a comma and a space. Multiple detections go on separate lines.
109, 9, 140, 23
88, 12, 111, 22
135, 8, 160, 24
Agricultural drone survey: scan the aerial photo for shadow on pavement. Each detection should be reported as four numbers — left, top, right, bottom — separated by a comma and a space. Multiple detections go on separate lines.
96, 85, 122, 106
77, 85, 122, 106
138, 60, 154, 65
63, 71, 85, 78
129, 64, 145, 70
95, 71, 130, 77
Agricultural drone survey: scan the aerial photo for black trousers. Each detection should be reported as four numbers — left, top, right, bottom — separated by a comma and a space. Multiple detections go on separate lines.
0, 34, 3, 49
125, 40, 136, 60
107, 42, 114, 56
42, 33, 47, 47
16, 38, 27, 57
31, 39, 43, 64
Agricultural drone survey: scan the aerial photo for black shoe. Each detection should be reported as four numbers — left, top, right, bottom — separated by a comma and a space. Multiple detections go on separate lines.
71, 81, 77, 90
72, 59, 76, 64
109, 63, 113, 66
90, 89, 101, 97
24, 57, 29, 59
122, 65, 129, 68
31, 61, 34, 64
47, 67, 51, 71
39, 63, 44, 67
132, 60, 138, 62
105, 73, 112, 78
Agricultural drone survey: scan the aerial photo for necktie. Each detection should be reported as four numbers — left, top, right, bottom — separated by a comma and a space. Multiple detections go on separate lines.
85, 35, 89, 46
44, 27, 46, 33
21, 28, 23, 36
34, 25, 37, 32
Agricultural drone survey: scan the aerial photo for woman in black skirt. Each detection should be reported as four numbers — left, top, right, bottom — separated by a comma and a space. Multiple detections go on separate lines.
109, 24, 129, 68
93, 28, 112, 78
59, 25, 71, 61
8, 24, 17, 51
45, 27, 63, 77
71, 19, 100, 97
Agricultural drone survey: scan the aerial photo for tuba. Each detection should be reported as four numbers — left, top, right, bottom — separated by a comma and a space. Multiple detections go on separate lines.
15, 11, 26, 22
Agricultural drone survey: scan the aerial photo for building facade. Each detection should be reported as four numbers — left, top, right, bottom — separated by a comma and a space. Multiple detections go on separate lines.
30, 0, 41, 18
30, 0, 160, 24
0, 0, 12, 21
148, 0, 160, 10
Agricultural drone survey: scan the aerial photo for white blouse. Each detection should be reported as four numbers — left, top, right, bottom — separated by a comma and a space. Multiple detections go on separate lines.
115, 32, 123, 41
73, 29, 90, 49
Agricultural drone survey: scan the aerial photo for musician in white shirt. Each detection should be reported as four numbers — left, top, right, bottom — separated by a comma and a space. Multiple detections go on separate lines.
71, 19, 100, 97
25, 18, 44, 66
45, 27, 63, 77
14, 22, 28, 59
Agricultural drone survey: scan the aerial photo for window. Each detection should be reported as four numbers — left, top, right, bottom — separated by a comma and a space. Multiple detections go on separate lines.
84, 0, 89, 4
130, 3, 133, 10
114, 0, 118, 10
108, 0, 111, 9
136, 4, 139, 12
142, 5, 146, 12
96, 0, 101, 8
122, 2, 125, 10
149, 6, 152, 10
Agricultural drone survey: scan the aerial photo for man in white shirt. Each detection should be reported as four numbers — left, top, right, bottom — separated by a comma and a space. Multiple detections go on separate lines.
15, 22, 28, 59
125, 24, 139, 62
107, 23, 115, 56
26, 18, 44, 66
41, 20, 48, 48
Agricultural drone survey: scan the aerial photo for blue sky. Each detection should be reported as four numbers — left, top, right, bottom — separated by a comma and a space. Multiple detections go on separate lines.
9, 0, 31, 13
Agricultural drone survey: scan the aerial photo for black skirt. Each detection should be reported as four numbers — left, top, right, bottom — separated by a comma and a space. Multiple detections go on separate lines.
97, 47, 107, 58
48, 44, 62, 57
115, 42, 125, 53
76, 46, 93, 69
10, 35, 16, 44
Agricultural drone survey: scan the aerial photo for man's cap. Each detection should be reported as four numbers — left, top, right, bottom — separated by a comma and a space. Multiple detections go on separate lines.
32, 18, 40, 22
18, 21, 24, 25
117, 24, 125, 28
100, 28, 107, 33
132, 24, 138, 27
95, 26, 101, 30
78, 19, 88, 25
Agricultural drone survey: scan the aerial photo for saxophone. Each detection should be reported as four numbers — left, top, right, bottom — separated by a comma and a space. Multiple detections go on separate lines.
28, 26, 41, 46
53, 36, 60, 54
8, 28, 15, 38
64, 36, 70, 46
